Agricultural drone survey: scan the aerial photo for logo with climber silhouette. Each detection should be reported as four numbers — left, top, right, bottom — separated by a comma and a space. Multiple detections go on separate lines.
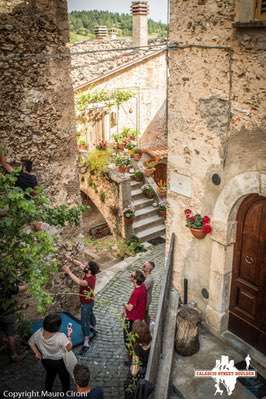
194, 354, 256, 396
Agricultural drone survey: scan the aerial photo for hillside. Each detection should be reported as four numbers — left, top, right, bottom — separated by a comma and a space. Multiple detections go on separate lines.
69, 10, 167, 43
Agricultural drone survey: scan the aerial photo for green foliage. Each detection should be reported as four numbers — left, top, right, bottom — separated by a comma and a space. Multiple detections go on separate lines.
100, 191, 106, 203
69, 10, 167, 41
77, 90, 134, 112
114, 154, 131, 167
87, 148, 112, 174
126, 236, 145, 255
0, 171, 84, 314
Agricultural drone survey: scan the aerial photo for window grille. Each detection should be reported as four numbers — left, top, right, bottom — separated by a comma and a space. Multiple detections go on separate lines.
256, 0, 266, 20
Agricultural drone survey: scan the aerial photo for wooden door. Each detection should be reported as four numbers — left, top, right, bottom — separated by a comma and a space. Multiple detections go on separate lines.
229, 194, 266, 354
154, 162, 167, 186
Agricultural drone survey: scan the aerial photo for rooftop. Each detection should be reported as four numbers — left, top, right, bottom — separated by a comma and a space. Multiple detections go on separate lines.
70, 38, 167, 90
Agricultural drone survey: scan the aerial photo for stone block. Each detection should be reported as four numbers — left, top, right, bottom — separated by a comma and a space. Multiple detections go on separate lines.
208, 270, 232, 313
205, 305, 229, 334
260, 173, 266, 196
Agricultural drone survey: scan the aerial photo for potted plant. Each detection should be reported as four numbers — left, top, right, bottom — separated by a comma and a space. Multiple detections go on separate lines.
185, 209, 212, 239
142, 184, 155, 199
157, 180, 167, 198
115, 154, 131, 173
126, 142, 136, 156
132, 148, 142, 161
78, 138, 87, 151
113, 133, 125, 150
134, 170, 144, 182
158, 202, 167, 218
143, 160, 157, 177
96, 140, 108, 150
123, 205, 135, 225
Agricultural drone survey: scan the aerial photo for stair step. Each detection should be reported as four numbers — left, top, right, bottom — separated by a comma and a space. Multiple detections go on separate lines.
132, 197, 154, 210
135, 205, 159, 220
133, 214, 164, 233
131, 188, 144, 200
130, 180, 143, 188
135, 224, 166, 242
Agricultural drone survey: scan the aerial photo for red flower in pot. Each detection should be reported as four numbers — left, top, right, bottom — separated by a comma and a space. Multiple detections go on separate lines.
185, 210, 212, 239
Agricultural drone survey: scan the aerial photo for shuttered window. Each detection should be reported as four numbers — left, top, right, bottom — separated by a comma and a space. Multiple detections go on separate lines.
256, 0, 266, 20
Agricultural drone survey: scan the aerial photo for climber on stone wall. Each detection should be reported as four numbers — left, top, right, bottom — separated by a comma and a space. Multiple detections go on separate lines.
0, 155, 38, 193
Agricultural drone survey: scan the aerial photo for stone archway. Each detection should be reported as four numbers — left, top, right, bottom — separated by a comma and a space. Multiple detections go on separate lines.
205, 172, 266, 336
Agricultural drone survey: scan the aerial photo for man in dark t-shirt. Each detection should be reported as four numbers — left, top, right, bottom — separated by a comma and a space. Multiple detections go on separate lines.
67, 364, 104, 399
0, 280, 28, 361
0, 155, 38, 192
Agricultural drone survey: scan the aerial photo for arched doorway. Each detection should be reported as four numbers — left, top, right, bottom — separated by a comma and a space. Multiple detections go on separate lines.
228, 194, 266, 354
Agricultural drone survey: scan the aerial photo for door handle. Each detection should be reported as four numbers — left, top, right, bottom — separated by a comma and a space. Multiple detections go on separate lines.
245, 256, 254, 264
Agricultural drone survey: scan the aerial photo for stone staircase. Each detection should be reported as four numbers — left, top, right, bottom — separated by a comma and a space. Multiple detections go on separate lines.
130, 178, 165, 242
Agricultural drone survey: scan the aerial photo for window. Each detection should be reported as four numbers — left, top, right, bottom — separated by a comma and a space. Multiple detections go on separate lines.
235, 0, 266, 24
256, 0, 266, 20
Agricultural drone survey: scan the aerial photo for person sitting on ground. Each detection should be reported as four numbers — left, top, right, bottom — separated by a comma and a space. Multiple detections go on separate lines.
0, 155, 38, 192
124, 320, 152, 399
67, 364, 104, 399
142, 261, 155, 323
28, 313, 72, 393
122, 270, 147, 357
0, 280, 28, 362
63, 258, 100, 355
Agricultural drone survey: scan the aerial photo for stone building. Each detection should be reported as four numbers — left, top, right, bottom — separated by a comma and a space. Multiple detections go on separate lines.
0, 0, 79, 205
167, 0, 266, 355
71, 1, 167, 150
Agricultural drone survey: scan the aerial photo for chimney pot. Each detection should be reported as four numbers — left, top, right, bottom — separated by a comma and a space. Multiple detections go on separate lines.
131, 1, 149, 47
95, 25, 109, 41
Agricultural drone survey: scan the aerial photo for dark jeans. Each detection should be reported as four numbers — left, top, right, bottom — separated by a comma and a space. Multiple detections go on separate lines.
80, 302, 96, 338
123, 319, 134, 355
42, 358, 70, 393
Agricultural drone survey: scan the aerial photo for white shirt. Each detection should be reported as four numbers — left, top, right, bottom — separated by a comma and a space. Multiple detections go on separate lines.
28, 329, 70, 360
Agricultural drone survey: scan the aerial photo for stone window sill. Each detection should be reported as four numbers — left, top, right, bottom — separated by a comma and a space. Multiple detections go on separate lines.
233, 21, 266, 28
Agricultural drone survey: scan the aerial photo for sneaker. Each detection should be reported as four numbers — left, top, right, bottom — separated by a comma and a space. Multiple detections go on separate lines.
79, 345, 90, 356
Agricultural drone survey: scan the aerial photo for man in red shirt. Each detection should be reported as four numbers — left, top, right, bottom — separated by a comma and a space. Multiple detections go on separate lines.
63, 258, 99, 355
122, 270, 147, 355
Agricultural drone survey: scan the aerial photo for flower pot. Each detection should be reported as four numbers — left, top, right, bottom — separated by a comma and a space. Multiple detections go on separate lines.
159, 190, 167, 198
118, 166, 129, 174
159, 210, 166, 218
133, 153, 142, 161
134, 175, 144, 182
124, 216, 134, 225
190, 228, 207, 239
79, 144, 87, 151
144, 191, 154, 199
118, 144, 125, 151
144, 168, 155, 177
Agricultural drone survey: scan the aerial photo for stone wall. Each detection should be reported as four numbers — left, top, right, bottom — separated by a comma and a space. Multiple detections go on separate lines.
80, 169, 133, 239
76, 51, 167, 150
0, 0, 80, 205
167, 0, 266, 333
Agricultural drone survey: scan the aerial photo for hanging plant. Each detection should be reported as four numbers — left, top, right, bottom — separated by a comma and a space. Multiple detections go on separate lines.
185, 209, 212, 239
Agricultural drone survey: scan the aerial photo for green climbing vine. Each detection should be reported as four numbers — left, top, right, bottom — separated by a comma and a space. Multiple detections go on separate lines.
0, 170, 85, 313
76, 89, 135, 112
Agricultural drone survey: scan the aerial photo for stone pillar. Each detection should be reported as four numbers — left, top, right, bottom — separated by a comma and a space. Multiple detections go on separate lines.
0, 0, 80, 206
131, 1, 149, 47
95, 26, 109, 41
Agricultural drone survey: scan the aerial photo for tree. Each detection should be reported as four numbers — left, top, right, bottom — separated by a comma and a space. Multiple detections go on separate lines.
0, 170, 84, 313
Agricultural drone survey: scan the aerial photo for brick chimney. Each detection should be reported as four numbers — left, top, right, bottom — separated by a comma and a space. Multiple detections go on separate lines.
131, 1, 149, 47
95, 25, 109, 41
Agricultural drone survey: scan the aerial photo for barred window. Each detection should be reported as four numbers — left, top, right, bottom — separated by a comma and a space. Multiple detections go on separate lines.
256, 0, 266, 20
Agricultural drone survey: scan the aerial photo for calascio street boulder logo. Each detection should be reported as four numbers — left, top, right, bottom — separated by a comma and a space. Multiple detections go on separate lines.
195, 355, 256, 396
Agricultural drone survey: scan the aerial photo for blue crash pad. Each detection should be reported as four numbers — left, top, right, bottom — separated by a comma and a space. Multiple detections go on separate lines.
31, 312, 83, 347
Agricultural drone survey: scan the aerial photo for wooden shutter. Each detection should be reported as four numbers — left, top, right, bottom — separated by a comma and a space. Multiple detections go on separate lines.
256, 0, 266, 20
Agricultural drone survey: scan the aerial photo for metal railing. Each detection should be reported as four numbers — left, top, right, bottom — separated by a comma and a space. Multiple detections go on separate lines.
136, 233, 176, 398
